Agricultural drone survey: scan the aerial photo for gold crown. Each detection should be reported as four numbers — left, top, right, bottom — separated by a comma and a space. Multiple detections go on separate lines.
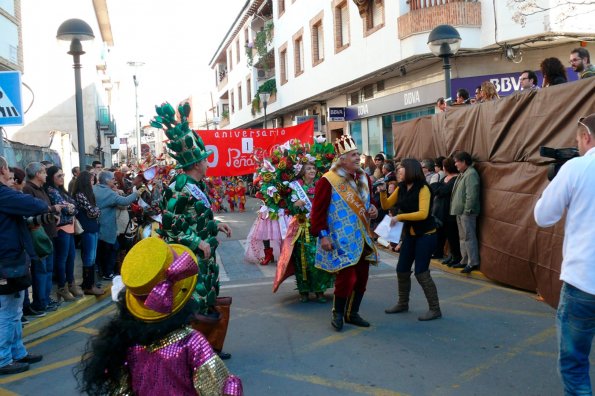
334, 135, 358, 155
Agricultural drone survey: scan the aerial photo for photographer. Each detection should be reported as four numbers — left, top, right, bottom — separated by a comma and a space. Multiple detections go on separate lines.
534, 113, 595, 395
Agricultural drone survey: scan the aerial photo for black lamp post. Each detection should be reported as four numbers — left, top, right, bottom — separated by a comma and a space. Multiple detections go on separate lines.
259, 92, 270, 129
57, 19, 95, 170
427, 25, 461, 105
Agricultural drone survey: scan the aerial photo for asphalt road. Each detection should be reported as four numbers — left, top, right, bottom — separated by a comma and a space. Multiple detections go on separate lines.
0, 198, 581, 395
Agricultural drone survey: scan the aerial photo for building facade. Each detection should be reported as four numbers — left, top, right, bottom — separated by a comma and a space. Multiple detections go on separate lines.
4, 0, 120, 175
209, 0, 594, 157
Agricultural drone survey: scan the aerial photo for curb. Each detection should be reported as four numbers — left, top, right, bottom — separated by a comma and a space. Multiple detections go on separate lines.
23, 288, 112, 341
377, 244, 489, 282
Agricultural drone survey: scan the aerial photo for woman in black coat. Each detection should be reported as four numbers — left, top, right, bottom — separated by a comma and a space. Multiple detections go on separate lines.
432, 158, 462, 266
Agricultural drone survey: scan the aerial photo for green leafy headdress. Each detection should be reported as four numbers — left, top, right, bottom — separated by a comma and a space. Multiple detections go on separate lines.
151, 102, 213, 169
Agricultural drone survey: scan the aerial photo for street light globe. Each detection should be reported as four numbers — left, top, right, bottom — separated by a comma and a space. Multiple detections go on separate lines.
56, 19, 95, 42
259, 92, 271, 104
427, 25, 461, 58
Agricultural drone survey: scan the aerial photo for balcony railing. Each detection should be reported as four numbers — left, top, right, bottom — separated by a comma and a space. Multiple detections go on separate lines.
398, 0, 481, 39
97, 106, 117, 136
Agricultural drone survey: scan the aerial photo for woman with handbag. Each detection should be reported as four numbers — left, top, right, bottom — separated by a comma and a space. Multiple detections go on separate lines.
73, 171, 104, 296
45, 166, 83, 301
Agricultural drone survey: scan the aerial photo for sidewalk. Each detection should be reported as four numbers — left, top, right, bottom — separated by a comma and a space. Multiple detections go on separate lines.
22, 251, 112, 339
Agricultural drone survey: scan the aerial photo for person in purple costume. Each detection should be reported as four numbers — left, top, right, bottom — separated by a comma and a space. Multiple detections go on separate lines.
77, 237, 242, 395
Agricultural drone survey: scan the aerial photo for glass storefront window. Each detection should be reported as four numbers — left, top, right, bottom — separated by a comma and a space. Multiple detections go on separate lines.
367, 118, 382, 157
382, 116, 394, 158
350, 121, 363, 150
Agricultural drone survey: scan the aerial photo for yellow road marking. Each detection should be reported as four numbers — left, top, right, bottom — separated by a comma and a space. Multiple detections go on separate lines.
303, 327, 368, 352
74, 326, 99, 335
0, 387, 20, 395
262, 369, 409, 396
0, 356, 80, 384
458, 327, 556, 383
26, 305, 115, 348
450, 301, 553, 318
441, 285, 492, 303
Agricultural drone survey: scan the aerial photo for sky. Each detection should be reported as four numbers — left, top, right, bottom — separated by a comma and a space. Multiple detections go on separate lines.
107, 0, 246, 134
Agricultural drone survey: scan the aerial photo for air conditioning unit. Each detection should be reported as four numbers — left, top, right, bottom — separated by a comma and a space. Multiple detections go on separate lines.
257, 69, 266, 78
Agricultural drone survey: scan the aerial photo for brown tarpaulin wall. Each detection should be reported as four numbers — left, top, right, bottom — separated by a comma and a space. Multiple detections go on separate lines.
393, 78, 595, 308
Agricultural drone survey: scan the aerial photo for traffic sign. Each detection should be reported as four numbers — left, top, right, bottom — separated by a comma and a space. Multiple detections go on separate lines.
0, 71, 23, 126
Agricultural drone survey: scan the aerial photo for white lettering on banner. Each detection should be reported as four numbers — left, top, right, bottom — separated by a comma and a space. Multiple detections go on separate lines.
404, 90, 421, 106
490, 77, 521, 93
226, 148, 256, 168
205, 145, 218, 167
214, 129, 287, 139
358, 104, 369, 116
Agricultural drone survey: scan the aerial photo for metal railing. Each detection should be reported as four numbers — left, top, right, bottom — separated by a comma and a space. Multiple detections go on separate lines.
407, 0, 478, 11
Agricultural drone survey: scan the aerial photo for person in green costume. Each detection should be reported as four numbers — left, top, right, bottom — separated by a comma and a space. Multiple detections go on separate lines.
152, 102, 233, 359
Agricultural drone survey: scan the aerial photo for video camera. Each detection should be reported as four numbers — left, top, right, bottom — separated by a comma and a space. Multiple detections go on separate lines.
539, 146, 580, 181
372, 177, 386, 187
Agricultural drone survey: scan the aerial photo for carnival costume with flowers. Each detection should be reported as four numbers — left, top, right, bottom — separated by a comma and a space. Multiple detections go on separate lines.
244, 157, 292, 265
235, 182, 247, 212
79, 237, 242, 396
272, 139, 336, 301
310, 135, 379, 331
151, 102, 232, 356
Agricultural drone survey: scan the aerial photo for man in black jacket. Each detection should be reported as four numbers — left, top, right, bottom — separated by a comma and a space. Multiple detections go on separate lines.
0, 156, 48, 374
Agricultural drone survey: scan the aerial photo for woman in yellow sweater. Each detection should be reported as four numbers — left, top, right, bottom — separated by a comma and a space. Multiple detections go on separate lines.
378, 158, 442, 321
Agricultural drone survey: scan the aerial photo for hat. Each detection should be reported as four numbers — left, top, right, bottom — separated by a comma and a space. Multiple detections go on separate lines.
151, 102, 213, 169
121, 237, 198, 322
334, 135, 358, 155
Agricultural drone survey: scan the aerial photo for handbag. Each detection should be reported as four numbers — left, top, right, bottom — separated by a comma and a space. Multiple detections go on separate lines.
31, 227, 53, 258
118, 219, 137, 251
74, 218, 84, 235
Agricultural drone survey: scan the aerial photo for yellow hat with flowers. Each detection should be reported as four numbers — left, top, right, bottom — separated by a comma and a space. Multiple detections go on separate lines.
121, 237, 198, 322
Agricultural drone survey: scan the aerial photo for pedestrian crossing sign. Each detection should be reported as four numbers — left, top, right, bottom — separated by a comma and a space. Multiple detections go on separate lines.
0, 71, 23, 126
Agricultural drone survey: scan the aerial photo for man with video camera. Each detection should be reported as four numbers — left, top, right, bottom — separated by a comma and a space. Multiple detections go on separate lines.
534, 113, 595, 395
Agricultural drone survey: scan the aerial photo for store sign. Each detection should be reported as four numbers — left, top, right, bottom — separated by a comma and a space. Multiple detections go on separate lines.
452, 67, 578, 97
345, 81, 443, 120
328, 107, 345, 121
295, 115, 321, 132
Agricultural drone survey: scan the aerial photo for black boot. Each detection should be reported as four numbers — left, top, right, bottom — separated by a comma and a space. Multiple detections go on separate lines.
415, 271, 442, 321
345, 292, 370, 327
385, 272, 411, 314
331, 296, 346, 331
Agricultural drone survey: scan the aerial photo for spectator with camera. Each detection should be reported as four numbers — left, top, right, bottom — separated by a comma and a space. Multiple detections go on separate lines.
94, 171, 141, 281
22, 162, 62, 313
450, 151, 481, 273
534, 114, 595, 395
0, 156, 48, 374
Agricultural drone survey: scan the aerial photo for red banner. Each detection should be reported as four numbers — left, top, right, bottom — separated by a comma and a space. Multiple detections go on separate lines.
198, 120, 314, 177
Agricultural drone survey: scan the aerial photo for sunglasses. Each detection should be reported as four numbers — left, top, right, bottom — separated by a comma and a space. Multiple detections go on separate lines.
578, 117, 593, 135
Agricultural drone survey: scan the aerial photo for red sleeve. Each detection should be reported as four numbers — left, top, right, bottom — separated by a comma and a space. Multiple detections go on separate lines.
310, 177, 332, 237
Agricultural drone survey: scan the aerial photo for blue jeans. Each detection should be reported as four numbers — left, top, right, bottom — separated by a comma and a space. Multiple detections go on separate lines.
557, 282, 595, 395
396, 233, 437, 275
53, 230, 75, 287
0, 291, 27, 367
31, 254, 53, 310
80, 232, 99, 268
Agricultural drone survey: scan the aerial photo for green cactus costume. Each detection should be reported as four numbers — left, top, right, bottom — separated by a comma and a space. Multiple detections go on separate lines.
152, 102, 221, 315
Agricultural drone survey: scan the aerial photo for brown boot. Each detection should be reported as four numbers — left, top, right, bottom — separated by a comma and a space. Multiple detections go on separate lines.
57, 287, 75, 302
415, 271, 442, 321
82, 267, 105, 296
385, 272, 411, 314
68, 283, 84, 298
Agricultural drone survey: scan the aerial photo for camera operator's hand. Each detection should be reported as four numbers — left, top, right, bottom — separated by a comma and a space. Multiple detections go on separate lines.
368, 204, 378, 220
376, 182, 387, 192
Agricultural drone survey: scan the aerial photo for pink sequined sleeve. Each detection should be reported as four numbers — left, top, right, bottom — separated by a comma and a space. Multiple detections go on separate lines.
187, 330, 243, 395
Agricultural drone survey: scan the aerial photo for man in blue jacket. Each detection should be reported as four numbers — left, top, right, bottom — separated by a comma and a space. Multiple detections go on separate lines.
0, 156, 49, 374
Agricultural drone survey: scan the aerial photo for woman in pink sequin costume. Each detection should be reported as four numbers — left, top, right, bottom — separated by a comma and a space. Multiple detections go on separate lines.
78, 237, 242, 396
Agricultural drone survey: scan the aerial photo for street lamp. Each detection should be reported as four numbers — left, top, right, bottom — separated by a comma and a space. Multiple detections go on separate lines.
259, 92, 271, 129
427, 25, 461, 105
57, 19, 95, 170
127, 61, 145, 161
